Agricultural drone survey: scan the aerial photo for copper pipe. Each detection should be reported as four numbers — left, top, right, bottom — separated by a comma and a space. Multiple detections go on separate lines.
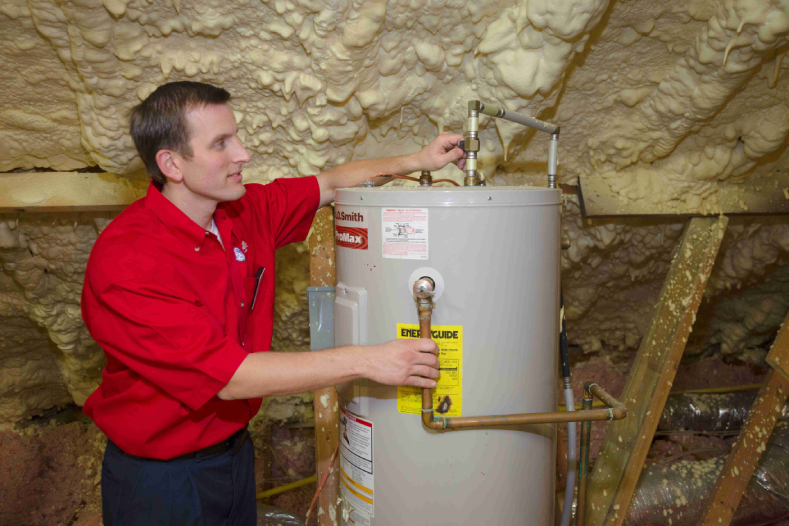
365, 173, 459, 186
432, 179, 461, 186
414, 278, 442, 429
576, 385, 594, 526
414, 284, 627, 431
430, 405, 623, 428
365, 173, 421, 183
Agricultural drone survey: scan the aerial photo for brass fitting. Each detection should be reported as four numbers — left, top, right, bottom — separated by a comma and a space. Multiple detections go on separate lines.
464, 174, 481, 186
463, 137, 480, 152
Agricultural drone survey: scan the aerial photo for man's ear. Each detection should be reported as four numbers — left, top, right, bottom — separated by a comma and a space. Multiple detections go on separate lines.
155, 150, 184, 183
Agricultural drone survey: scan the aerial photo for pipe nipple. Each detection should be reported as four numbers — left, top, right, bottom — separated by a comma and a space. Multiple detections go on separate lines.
413, 277, 436, 299
464, 173, 481, 186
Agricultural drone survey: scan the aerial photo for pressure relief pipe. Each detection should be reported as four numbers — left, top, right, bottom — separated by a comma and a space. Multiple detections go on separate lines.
413, 279, 627, 430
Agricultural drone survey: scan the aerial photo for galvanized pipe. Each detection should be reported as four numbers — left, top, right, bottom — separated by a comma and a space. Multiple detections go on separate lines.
414, 284, 627, 430
467, 100, 560, 188
479, 101, 559, 135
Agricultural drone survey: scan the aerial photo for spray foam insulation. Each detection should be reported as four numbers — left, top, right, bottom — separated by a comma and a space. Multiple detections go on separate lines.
1, 0, 789, 421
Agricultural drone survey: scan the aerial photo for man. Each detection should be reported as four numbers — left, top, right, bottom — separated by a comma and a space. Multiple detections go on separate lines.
81, 81, 465, 526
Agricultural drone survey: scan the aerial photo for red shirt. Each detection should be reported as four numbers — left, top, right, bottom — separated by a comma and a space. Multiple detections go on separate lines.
82, 177, 319, 459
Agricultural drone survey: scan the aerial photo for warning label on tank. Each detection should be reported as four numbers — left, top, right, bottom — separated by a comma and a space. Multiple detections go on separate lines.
339, 407, 374, 517
397, 324, 463, 417
335, 206, 368, 251
382, 208, 428, 260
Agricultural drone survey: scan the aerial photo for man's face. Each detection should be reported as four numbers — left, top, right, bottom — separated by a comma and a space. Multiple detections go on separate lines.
178, 103, 251, 203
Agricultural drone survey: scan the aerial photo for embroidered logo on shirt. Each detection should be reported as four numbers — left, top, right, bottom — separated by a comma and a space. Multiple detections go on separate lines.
241, 241, 248, 253
234, 247, 246, 261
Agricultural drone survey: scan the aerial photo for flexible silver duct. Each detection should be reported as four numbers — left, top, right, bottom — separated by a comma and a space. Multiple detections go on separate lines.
624, 396, 789, 526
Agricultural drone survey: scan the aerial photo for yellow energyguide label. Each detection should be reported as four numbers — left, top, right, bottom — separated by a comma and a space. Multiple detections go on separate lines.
396, 323, 463, 417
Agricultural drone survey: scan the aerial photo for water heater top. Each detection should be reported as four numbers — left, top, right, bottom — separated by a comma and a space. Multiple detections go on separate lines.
335, 186, 561, 207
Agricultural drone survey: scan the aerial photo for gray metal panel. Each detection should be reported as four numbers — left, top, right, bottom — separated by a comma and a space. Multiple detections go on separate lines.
334, 284, 370, 417
308, 287, 335, 351
335, 187, 562, 526
334, 283, 368, 347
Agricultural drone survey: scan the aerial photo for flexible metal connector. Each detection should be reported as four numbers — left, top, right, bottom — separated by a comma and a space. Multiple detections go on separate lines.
548, 133, 559, 189
561, 375, 577, 526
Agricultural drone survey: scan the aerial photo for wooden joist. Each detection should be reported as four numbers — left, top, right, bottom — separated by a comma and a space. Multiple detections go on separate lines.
0, 172, 147, 212
309, 207, 340, 526
584, 216, 729, 526
696, 314, 789, 526
577, 172, 789, 217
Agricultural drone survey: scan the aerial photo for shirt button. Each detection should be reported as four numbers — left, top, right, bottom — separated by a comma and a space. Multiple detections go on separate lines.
242, 342, 245, 347
205, 232, 209, 236
240, 301, 244, 307
195, 246, 200, 251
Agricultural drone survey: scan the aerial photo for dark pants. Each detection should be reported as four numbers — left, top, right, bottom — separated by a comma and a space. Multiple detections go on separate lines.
101, 436, 256, 526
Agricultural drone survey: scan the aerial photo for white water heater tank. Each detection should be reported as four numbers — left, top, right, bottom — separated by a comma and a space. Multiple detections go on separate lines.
334, 186, 561, 526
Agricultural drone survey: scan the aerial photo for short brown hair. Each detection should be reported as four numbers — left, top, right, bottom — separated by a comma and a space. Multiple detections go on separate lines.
130, 82, 230, 185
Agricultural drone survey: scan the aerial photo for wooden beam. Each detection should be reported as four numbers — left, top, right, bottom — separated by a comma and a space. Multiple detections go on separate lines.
766, 314, 789, 381
310, 206, 339, 526
584, 216, 729, 526
696, 313, 789, 526
577, 172, 789, 217
0, 172, 147, 212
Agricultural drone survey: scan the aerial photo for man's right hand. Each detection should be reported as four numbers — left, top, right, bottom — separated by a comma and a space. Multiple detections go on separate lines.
361, 339, 440, 388
218, 338, 441, 401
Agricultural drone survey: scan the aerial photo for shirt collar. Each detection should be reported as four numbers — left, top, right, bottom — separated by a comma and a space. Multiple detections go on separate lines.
144, 181, 221, 254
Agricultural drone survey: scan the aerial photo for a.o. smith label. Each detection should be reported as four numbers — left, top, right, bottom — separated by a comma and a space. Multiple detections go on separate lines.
335, 206, 368, 251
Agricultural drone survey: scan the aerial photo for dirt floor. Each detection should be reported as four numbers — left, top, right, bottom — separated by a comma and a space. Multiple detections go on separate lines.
0, 407, 318, 526
0, 350, 781, 526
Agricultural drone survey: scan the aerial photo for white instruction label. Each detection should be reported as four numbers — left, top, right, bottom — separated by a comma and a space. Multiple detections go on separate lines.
339, 407, 374, 518
382, 208, 428, 260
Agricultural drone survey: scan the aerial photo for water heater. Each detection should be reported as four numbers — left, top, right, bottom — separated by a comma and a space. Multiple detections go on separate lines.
334, 185, 561, 526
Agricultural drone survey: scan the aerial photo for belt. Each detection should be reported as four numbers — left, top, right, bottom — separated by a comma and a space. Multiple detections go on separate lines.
108, 426, 249, 462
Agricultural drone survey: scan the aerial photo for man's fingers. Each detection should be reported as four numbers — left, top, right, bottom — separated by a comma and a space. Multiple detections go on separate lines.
412, 351, 439, 368
413, 339, 439, 354
412, 365, 440, 380
438, 132, 463, 147
437, 149, 463, 168
406, 376, 438, 389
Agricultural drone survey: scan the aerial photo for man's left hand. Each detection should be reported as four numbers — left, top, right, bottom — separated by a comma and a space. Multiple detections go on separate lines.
413, 132, 466, 173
